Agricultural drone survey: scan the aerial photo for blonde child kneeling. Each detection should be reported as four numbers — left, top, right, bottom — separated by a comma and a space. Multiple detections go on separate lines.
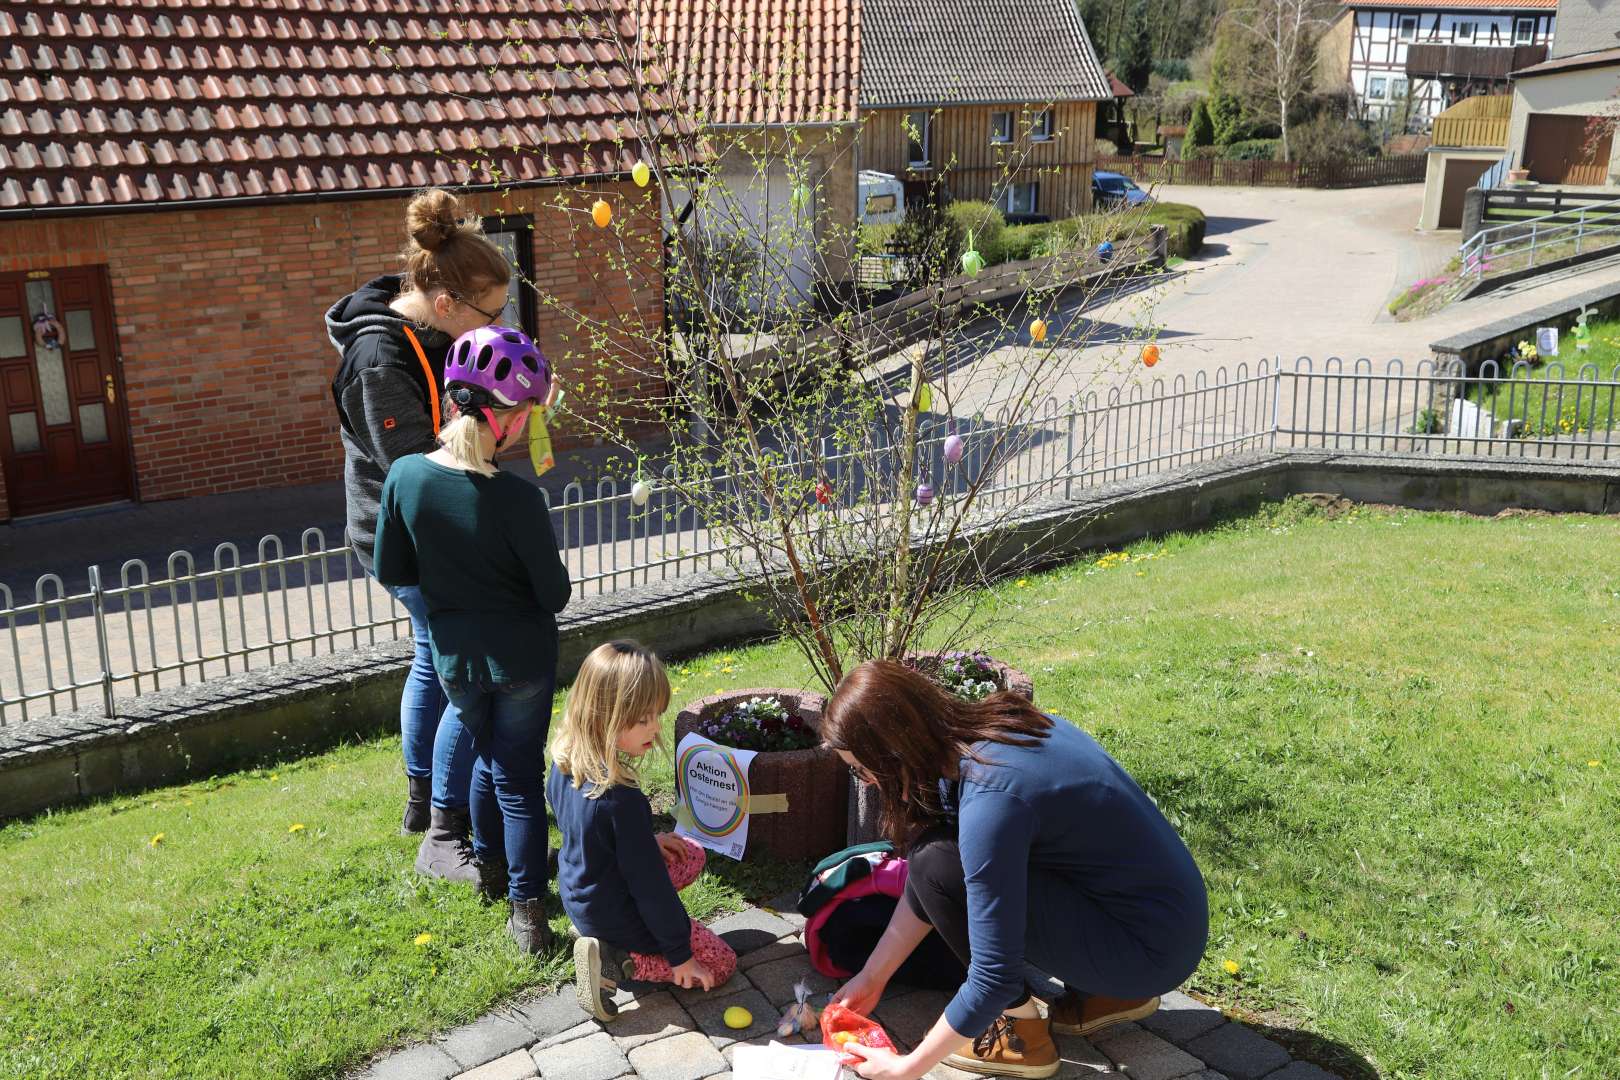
548, 641, 738, 1020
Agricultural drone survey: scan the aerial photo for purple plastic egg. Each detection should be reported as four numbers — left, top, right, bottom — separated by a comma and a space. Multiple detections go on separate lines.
916, 482, 935, 506
943, 434, 964, 464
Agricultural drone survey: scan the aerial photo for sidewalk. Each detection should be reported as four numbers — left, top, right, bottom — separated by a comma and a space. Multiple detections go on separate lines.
354, 900, 1343, 1080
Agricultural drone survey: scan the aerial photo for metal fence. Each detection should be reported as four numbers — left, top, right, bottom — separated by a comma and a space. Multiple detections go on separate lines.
1458, 194, 1620, 292
5, 356, 1618, 725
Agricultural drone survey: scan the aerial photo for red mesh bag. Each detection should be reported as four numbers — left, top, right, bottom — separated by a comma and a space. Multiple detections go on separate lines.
819, 1000, 898, 1064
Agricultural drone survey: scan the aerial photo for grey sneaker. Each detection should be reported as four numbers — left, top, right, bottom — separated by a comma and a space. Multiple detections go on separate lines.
573, 935, 634, 1022
413, 807, 479, 884
401, 776, 431, 834
507, 897, 552, 955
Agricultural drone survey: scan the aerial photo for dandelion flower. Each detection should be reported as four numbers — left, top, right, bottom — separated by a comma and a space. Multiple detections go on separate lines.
269, 773, 278, 781
1016, 579, 1029, 588
414, 932, 433, 947
722, 667, 734, 674
1223, 959, 1241, 975
288, 823, 306, 834
149, 832, 165, 847
1589, 760, 1602, 767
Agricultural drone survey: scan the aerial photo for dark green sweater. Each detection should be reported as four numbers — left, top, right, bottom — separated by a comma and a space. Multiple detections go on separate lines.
374, 454, 571, 688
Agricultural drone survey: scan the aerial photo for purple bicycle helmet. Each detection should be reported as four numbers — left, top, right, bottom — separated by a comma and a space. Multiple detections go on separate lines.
444, 324, 551, 408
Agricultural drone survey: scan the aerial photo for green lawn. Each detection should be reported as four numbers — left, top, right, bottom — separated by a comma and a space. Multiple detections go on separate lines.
3, 499, 1618, 1079
1467, 316, 1620, 435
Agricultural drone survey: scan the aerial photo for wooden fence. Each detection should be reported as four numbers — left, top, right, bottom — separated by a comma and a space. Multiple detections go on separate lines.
1481, 188, 1620, 226
1097, 154, 1427, 189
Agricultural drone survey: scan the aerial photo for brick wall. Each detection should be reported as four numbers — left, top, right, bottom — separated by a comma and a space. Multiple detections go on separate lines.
0, 181, 666, 521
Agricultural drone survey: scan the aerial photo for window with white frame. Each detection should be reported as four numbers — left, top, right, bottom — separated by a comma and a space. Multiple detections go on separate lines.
1454, 20, 1476, 42
1368, 76, 1388, 100
990, 111, 1013, 143
1029, 109, 1054, 141
1513, 17, 1535, 44
997, 182, 1038, 216
1397, 15, 1417, 40
905, 110, 930, 168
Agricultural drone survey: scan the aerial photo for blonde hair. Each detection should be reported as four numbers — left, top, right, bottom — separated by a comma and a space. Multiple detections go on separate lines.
401, 187, 511, 300
435, 406, 529, 478
553, 641, 672, 797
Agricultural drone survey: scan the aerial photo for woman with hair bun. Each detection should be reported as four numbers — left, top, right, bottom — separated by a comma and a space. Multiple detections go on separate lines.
327, 188, 517, 880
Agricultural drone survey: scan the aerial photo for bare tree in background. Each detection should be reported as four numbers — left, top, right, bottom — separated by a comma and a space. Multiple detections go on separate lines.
1222, 0, 1335, 162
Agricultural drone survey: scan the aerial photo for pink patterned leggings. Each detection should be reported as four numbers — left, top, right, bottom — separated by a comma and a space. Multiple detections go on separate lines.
628, 835, 738, 986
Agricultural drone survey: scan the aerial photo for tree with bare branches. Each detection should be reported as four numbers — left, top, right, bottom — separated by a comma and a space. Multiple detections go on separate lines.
1220, 0, 1336, 162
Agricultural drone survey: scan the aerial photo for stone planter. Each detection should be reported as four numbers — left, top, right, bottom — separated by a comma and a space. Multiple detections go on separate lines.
847, 653, 1035, 844
675, 688, 845, 863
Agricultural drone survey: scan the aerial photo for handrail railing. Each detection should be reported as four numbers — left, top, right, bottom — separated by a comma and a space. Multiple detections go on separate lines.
1456, 194, 1620, 291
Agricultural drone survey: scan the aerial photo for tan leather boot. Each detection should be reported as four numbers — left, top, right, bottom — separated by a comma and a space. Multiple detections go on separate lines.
945, 1015, 1060, 1078
1049, 992, 1160, 1036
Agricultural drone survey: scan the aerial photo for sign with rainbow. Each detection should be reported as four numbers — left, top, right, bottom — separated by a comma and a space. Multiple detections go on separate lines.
673, 733, 760, 861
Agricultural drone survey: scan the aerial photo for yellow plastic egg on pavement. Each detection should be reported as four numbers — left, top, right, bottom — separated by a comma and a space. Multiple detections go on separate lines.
632, 161, 651, 187
592, 199, 613, 228
723, 1006, 753, 1030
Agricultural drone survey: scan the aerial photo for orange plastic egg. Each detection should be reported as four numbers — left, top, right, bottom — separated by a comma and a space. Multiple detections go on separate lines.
591, 199, 612, 228
1141, 343, 1160, 367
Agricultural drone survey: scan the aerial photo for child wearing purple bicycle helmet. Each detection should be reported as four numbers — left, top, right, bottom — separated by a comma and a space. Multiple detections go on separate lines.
374, 325, 571, 953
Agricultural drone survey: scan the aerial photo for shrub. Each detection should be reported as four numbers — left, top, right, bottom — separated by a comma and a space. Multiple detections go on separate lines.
856, 222, 898, 257
1095, 137, 1120, 159
1140, 202, 1207, 258
1186, 99, 1215, 149
1000, 223, 1055, 262
1291, 114, 1378, 166
1222, 138, 1281, 161
1154, 58, 1192, 82
946, 200, 1007, 262
1209, 93, 1249, 145
891, 202, 965, 286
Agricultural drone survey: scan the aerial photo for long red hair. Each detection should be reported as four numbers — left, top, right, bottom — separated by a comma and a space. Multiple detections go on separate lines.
820, 660, 1051, 849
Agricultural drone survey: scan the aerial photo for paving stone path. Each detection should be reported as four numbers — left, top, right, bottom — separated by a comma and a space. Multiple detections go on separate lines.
354, 904, 1339, 1080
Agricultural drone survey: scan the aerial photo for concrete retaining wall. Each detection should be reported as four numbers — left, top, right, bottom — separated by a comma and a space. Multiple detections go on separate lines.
1431, 279, 1620, 372
4, 450, 1618, 820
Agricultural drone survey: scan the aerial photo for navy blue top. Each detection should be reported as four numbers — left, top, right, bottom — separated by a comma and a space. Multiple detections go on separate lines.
546, 765, 693, 966
942, 719, 1207, 1035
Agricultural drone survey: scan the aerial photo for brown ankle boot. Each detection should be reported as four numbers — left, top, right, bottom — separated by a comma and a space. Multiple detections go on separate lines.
945, 1015, 1059, 1078
1048, 992, 1160, 1036
413, 807, 479, 884
401, 776, 431, 834
507, 897, 551, 955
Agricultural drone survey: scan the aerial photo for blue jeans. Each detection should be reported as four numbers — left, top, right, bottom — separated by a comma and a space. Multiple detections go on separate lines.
385, 583, 475, 811
443, 678, 554, 902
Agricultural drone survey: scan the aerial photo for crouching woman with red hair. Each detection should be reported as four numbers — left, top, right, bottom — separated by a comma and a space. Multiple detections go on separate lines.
820, 660, 1208, 1080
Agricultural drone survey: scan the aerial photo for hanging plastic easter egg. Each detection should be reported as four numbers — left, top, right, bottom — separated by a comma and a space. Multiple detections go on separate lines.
723, 1006, 754, 1030
632, 161, 651, 188
592, 199, 613, 228
916, 482, 934, 506
1097, 240, 1114, 261
1030, 318, 1048, 343
1141, 343, 1160, 367
943, 434, 964, 464
916, 384, 932, 411
815, 481, 832, 505
631, 479, 651, 506
961, 247, 985, 276
791, 183, 811, 211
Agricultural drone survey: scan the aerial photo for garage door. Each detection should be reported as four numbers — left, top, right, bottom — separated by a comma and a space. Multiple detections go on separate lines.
723, 165, 818, 312
1524, 114, 1615, 185
1438, 158, 1493, 229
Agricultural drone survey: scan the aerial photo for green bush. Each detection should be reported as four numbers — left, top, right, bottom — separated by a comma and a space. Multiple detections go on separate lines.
1153, 58, 1192, 82
1137, 202, 1207, 258
1222, 138, 1280, 161
945, 200, 1006, 263
1000, 223, 1053, 263
1186, 99, 1215, 149
856, 222, 898, 257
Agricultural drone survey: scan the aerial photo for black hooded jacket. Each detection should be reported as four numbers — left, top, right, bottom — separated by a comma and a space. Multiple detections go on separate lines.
326, 275, 452, 570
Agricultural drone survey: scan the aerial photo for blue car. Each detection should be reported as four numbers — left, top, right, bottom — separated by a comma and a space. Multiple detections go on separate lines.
1092, 171, 1152, 209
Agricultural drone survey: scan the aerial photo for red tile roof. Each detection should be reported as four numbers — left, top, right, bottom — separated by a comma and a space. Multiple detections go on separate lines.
0, 0, 667, 215
638, 0, 858, 126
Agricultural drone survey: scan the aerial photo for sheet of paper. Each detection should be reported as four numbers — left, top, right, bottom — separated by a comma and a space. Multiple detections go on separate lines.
673, 732, 759, 861
730, 1041, 843, 1080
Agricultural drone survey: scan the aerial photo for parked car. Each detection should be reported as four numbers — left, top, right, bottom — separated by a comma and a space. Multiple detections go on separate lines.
1092, 170, 1152, 209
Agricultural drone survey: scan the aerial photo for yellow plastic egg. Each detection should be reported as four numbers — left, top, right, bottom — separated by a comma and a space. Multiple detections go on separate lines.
723, 1006, 753, 1030
632, 161, 651, 187
591, 199, 613, 228
1030, 318, 1048, 343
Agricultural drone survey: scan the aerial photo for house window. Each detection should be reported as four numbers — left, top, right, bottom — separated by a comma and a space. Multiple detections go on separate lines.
481, 213, 537, 339
997, 182, 1038, 216
1390, 77, 1409, 103
1454, 20, 1476, 43
990, 111, 1013, 143
1368, 76, 1388, 100
905, 110, 931, 168
1397, 15, 1417, 40
1029, 109, 1054, 142
1513, 17, 1535, 44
